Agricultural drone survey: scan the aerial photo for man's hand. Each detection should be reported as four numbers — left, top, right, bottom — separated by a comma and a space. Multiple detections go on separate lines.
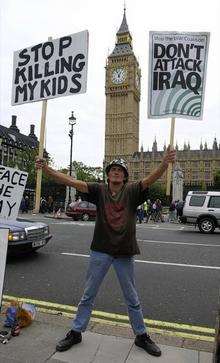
161, 145, 176, 168
35, 157, 47, 170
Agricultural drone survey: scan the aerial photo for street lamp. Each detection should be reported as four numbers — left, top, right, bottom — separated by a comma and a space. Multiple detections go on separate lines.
68, 111, 76, 204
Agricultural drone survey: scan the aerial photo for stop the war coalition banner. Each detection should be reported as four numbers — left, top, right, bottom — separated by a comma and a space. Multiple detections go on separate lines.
12, 30, 89, 105
0, 165, 28, 219
148, 31, 210, 119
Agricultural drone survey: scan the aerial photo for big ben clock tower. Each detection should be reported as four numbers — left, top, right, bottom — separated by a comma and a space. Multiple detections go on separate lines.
104, 8, 141, 166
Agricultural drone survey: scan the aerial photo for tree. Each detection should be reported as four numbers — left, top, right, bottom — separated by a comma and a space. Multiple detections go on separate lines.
148, 182, 168, 205
72, 161, 103, 182
214, 170, 220, 189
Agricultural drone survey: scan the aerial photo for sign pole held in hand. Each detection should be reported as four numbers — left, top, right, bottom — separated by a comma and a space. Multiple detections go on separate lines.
33, 36, 51, 214
34, 98, 48, 213
166, 117, 175, 196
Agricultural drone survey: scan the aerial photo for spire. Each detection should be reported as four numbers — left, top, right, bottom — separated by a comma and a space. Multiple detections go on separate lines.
163, 141, 166, 151
187, 141, 190, 150
183, 141, 187, 150
175, 141, 178, 150
117, 7, 130, 35
110, 7, 133, 57
204, 141, 208, 150
140, 143, 144, 153
213, 137, 218, 150
152, 137, 157, 152
200, 139, 203, 150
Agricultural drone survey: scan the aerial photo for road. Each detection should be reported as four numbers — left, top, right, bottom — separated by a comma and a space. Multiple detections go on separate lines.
4, 217, 220, 329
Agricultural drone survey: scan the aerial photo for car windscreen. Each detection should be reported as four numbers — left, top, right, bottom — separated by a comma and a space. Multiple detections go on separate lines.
189, 195, 206, 207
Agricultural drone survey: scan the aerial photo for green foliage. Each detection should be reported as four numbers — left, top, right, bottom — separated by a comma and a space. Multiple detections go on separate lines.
7, 148, 52, 188
72, 161, 103, 182
214, 169, 220, 189
200, 180, 206, 191
148, 182, 168, 205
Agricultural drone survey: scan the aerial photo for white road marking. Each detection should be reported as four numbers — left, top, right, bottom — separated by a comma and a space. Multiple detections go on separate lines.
61, 252, 220, 270
51, 221, 90, 226
138, 239, 220, 248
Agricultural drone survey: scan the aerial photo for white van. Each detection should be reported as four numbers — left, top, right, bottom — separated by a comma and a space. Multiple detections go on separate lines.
180, 191, 220, 233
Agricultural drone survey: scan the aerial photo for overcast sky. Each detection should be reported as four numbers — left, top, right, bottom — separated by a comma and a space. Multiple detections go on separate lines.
1, 0, 219, 169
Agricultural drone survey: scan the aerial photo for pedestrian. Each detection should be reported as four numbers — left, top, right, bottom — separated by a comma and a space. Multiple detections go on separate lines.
137, 204, 144, 223
35, 145, 175, 358
155, 199, 164, 222
176, 200, 184, 222
143, 201, 148, 222
20, 197, 26, 214
24, 195, 29, 213
168, 201, 176, 222
48, 195, 54, 213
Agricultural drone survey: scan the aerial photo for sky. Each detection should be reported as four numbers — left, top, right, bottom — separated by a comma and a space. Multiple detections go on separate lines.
1, 0, 220, 169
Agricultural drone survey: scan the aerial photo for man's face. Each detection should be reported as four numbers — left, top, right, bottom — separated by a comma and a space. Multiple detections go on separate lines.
108, 165, 125, 184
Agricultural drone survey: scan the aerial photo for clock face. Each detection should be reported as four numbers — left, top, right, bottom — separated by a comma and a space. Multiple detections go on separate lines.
111, 67, 127, 84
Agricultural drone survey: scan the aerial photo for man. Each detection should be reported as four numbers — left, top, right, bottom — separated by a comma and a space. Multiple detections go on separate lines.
35, 146, 175, 358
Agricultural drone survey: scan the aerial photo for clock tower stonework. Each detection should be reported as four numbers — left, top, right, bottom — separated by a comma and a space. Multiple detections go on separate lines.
104, 10, 141, 166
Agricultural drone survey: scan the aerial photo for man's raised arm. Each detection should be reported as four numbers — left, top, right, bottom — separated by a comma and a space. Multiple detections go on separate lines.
35, 158, 89, 193
141, 145, 176, 190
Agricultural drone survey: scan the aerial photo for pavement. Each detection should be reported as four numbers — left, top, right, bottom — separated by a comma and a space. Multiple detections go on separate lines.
0, 307, 215, 363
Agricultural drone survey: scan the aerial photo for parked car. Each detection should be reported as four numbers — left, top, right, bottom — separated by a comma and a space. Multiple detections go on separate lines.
66, 201, 96, 221
180, 191, 220, 233
0, 218, 52, 254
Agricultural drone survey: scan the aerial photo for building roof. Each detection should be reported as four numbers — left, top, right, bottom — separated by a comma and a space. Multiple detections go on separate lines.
0, 116, 39, 150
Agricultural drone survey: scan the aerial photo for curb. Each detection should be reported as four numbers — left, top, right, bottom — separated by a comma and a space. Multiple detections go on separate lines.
2, 295, 215, 344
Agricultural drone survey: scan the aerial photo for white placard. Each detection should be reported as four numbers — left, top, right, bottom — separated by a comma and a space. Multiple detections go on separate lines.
0, 229, 8, 308
148, 31, 210, 119
12, 30, 89, 105
0, 165, 28, 219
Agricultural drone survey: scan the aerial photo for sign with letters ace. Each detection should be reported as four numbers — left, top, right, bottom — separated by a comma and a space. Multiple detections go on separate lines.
0, 165, 28, 220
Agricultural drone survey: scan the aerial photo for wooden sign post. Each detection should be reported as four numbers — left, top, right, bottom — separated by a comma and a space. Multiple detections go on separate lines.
166, 117, 175, 196
33, 99, 48, 213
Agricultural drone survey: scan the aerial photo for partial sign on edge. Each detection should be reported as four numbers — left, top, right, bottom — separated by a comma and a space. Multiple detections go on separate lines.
12, 30, 89, 105
148, 31, 210, 119
0, 229, 8, 309
0, 165, 28, 220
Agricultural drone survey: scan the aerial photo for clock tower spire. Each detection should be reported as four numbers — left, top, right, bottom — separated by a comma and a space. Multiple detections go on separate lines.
104, 9, 141, 166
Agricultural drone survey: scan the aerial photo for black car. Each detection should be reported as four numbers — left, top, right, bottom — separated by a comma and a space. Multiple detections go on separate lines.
0, 218, 52, 254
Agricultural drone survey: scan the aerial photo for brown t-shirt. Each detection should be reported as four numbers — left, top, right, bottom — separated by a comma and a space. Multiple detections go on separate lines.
85, 181, 149, 256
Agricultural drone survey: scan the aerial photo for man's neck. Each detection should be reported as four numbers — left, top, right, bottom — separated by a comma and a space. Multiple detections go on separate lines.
109, 182, 124, 196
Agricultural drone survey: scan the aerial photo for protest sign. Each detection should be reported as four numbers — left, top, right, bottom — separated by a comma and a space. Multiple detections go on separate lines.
12, 30, 89, 105
148, 31, 210, 119
0, 229, 8, 309
0, 165, 28, 219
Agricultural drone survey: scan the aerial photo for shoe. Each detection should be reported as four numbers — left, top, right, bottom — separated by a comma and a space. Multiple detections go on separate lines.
135, 333, 161, 357
56, 330, 82, 352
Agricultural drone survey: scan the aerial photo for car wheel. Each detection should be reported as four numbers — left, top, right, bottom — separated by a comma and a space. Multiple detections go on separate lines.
82, 213, 89, 221
198, 218, 215, 233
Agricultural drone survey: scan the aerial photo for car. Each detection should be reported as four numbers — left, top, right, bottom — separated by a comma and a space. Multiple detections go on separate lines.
180, 191, 220, 233
0, 218, 52, 254
66, 201, 96, 221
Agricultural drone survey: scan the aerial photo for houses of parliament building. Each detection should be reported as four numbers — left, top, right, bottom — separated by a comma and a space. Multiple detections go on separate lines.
104, 10, 220, 190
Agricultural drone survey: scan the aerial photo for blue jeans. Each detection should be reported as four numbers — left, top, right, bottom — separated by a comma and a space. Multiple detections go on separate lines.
71, 251, 147, 335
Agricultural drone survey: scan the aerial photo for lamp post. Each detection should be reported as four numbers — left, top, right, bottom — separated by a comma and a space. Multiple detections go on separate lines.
68, 111, 76, 204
